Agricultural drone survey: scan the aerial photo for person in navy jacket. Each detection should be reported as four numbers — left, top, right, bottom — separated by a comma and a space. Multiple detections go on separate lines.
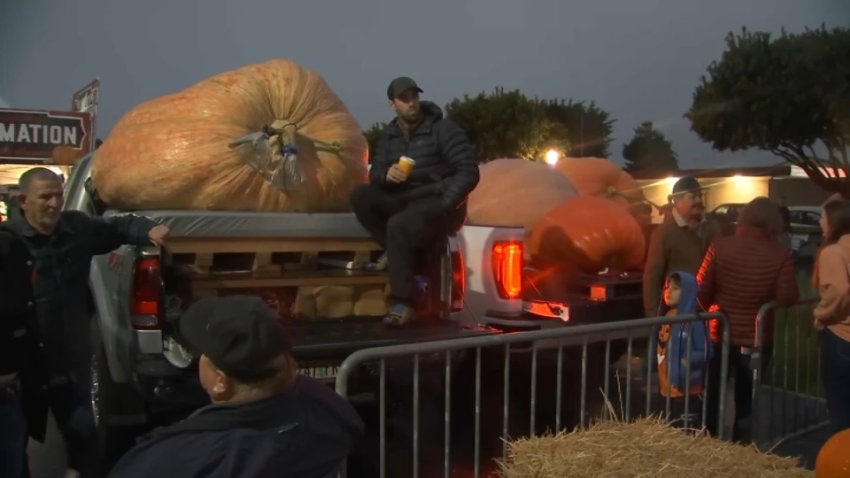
109, 296, 364, 478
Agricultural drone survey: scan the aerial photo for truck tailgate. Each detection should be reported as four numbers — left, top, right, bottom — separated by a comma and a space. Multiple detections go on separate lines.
291, 318, 500, 360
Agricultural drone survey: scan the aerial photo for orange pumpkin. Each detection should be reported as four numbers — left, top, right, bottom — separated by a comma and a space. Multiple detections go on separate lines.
93, 59, 368, 211
816, 428, 850, 477
51, 145, 83, 166
467, 159, 577, 230
528, 195, 646, 273
554, 157, 644, 206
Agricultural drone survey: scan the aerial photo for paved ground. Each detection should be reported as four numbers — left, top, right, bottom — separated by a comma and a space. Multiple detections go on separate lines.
28, 412, 67, 478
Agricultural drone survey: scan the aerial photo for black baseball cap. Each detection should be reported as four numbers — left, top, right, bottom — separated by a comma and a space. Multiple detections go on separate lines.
387, 76, 423, 100
671, 176, 703, 197
180, 295, 292, 381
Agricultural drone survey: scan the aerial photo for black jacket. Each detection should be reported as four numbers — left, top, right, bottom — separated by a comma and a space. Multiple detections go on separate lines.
0, 224, 34, 376
369, 101, 480, 211
0, 224, 49, 442
108, 376, 364, 478
8, 210, 156, 379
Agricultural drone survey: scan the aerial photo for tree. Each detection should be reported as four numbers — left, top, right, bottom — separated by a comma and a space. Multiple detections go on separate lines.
539, 99, 615, 158
622, 121, 679, 173
362, 122, 387, 163
445, 88, 570, 162
686, 26, 850, 195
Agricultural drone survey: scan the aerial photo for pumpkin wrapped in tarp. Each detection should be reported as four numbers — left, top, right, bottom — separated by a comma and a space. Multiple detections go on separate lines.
92, 59, 368, 212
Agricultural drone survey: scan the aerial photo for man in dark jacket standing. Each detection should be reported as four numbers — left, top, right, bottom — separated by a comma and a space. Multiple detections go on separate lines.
351, 76, 479, 325
109, 296, 364, 478
0, 224, 46, 477
8, 167, 169, 477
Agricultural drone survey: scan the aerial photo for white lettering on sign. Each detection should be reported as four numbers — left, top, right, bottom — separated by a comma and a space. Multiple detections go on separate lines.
28, 124, 39, 142
0, 124, 13, 142
16, 125, 30, 142
0, 124, 77, 145
66, 126, 76, 144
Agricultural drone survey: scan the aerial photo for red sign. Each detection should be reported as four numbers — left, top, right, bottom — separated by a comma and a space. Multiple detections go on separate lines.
0, 109, 94, 164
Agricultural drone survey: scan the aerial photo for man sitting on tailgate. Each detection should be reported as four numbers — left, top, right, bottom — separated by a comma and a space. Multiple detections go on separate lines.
350, 76, 479, 326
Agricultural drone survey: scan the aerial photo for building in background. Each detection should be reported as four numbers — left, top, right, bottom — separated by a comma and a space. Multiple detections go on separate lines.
632, 164, 832, 224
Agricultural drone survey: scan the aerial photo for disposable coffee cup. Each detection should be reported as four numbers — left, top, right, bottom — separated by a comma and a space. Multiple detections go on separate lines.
398, 156, 416, 175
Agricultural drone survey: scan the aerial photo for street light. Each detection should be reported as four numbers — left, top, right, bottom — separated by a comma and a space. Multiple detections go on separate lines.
544, 149, 560, 166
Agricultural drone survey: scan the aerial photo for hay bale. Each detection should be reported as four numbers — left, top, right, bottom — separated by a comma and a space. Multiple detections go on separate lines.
498, 418, 811, 478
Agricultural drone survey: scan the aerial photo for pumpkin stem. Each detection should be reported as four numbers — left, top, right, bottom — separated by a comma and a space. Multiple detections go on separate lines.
266, 120, 342, 156
606, 186, 664, 214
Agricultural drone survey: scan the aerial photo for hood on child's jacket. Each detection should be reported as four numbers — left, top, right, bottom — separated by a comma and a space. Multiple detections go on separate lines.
657, 271, 700, 316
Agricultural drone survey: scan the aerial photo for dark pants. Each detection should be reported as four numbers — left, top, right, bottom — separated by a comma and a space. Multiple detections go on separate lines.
705, 344, 773, 442
821, 328, 850, 435
664, 396, 704, 430
350, 184, 465, 304
0, 381, 27, 478
49, 380, 98, 476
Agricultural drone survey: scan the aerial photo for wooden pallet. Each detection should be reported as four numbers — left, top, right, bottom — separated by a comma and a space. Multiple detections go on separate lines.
162, 236, 386, 297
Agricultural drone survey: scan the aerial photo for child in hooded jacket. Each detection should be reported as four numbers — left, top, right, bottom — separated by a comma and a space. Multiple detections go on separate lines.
655, 271, 712, 428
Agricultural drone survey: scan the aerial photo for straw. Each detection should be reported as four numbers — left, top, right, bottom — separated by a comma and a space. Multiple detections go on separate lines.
497, 417, 811, 477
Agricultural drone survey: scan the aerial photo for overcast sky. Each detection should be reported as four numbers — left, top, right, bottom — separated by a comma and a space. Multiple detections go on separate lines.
1, 0, 847, 168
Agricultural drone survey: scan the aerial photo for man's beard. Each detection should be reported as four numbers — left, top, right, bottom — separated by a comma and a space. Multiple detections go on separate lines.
689, 207, 704, 221
400, 108, 420, 125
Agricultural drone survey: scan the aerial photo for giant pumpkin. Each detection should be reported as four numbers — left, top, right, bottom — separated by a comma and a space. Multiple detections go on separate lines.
466, 159, 578, 230
467, 159, 647, 274
554, 157, 644, 206
92, 59, 368, 211
528, 195, 646, 273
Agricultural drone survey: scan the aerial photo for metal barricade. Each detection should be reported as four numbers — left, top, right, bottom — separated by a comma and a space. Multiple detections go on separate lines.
752, 297, 828, 449
336, 313, 731, 478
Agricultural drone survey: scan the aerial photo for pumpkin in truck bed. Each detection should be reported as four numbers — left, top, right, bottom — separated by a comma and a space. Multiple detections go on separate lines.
92, 59, 368, 212
467, 158, 648, 274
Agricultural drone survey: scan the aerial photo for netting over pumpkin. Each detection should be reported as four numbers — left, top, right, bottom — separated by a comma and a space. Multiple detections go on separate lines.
93, 59, 368, 212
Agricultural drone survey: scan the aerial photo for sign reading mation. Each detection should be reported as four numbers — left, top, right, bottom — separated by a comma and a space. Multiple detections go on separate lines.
0, 109, 93, 163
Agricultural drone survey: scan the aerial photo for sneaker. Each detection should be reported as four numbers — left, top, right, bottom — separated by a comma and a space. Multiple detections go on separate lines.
365, 252, 388, 272
383, 303, 415, 326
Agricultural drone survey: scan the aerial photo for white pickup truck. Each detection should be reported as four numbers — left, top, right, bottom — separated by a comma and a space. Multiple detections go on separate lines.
63, 154, 529, 439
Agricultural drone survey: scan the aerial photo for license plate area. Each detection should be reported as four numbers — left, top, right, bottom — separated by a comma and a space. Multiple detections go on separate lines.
300, 363, 340, 382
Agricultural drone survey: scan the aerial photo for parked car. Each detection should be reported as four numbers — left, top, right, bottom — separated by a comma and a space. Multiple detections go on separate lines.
787, 205, 823, 257
709, 203, 746, 236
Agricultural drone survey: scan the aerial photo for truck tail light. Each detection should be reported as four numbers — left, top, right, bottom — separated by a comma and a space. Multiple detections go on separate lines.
131, 256, 163, 330
450, 249, 465, 311
492, 241, 523, 300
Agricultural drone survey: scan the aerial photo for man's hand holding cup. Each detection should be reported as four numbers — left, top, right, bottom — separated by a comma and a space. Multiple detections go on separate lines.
386, 156, 416, 184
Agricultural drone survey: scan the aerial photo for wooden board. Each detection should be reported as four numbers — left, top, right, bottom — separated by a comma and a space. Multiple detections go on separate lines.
164, 237, 382, 255
190, 270, 389, 296
163, 236, 384, 278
